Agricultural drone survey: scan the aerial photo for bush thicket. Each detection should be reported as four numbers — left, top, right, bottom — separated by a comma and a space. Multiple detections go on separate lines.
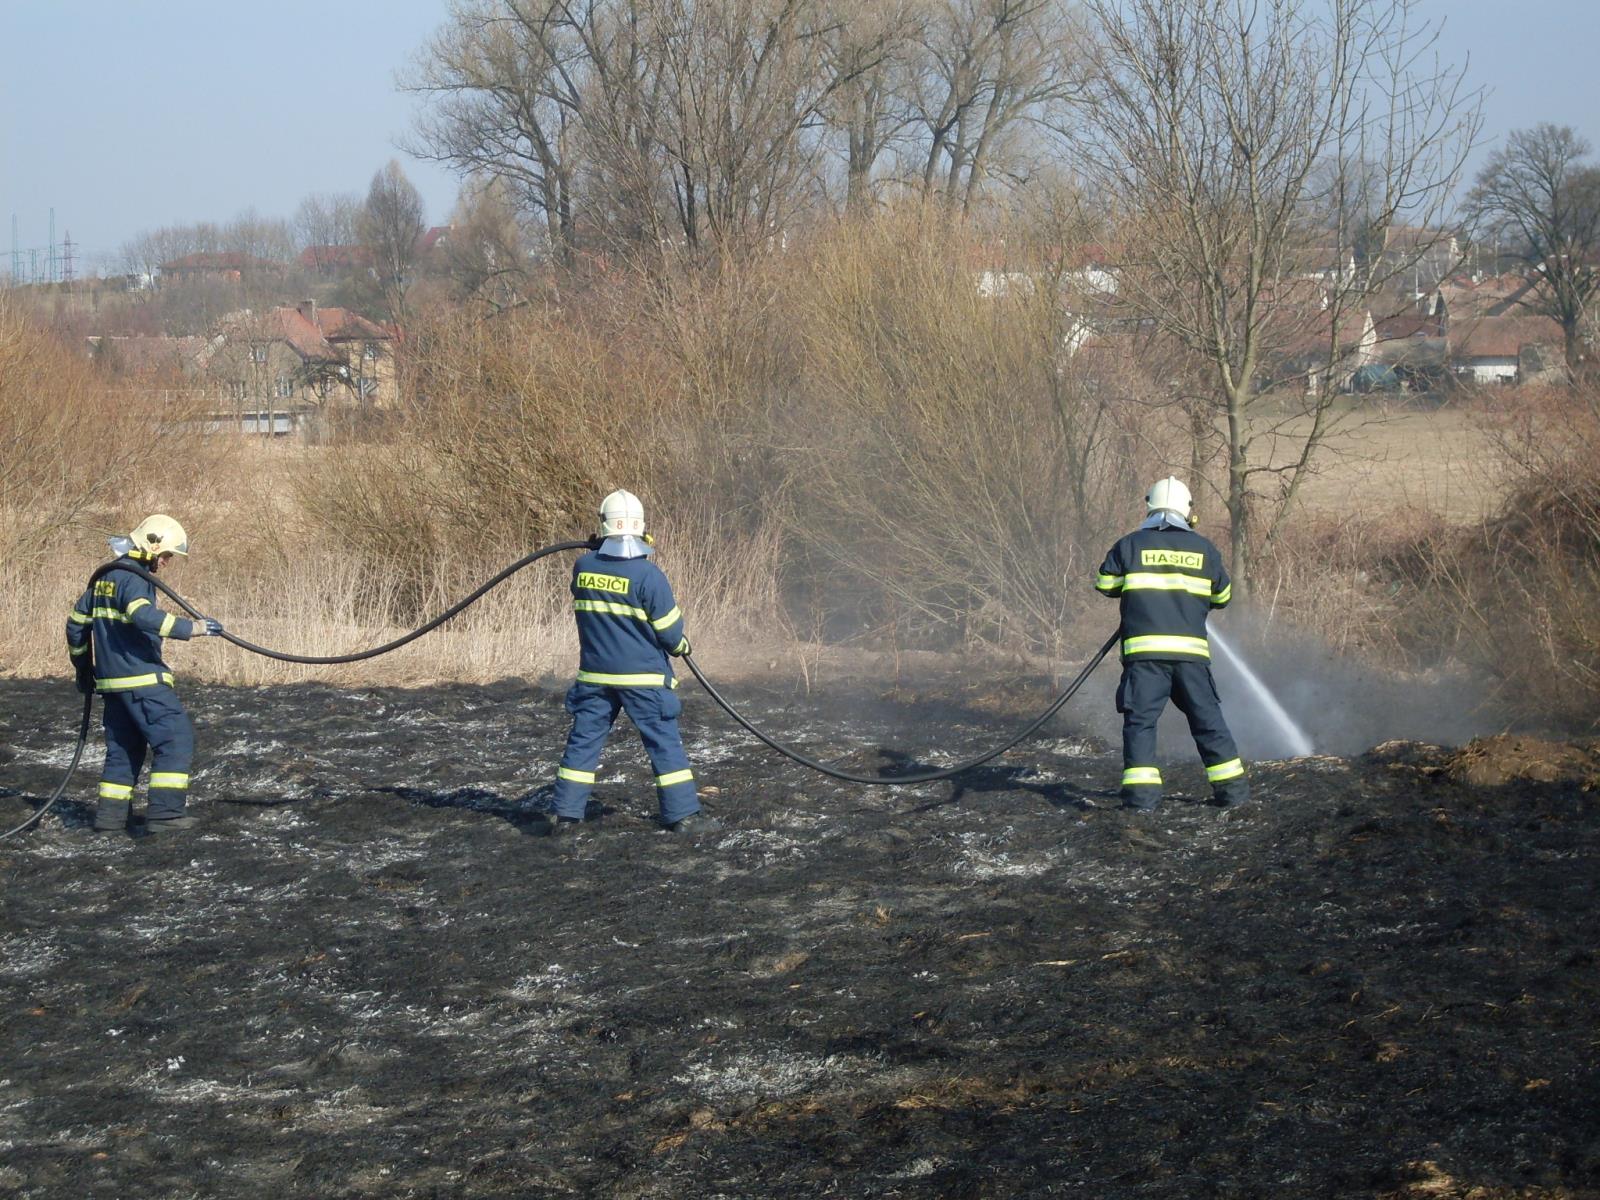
1391, 388, 1600, 729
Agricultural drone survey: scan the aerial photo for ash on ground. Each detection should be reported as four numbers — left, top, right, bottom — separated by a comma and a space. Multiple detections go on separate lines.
2, 679, 1596, 1199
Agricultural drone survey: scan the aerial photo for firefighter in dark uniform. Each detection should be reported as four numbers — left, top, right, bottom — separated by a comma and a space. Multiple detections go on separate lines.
545, 490, 719, 835
1095, 478, 1249, 810
65, 515, 224, 834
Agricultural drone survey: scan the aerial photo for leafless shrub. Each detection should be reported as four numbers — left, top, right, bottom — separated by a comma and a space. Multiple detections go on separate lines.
0, 299, 205, 563
1391, 386, 1600, 728
293, 302, 665, 590
773, 209, 1146, 655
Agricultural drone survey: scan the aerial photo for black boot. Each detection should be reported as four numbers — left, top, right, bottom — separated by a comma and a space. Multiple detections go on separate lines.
1212, 782, 1251, 808
547, 814, 597, 838
93, 799, 130, 832
665, 811, 723, 835
145, 814, 199, 834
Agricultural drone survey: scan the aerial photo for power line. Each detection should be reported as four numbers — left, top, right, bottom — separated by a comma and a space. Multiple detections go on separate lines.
3, 209, 75, 286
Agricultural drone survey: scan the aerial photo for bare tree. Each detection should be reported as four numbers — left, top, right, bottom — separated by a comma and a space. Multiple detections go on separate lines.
908, 0, 1083, 214
360, 160, 428, 322
221, 209, 296, 263
816, 0, 917, 214
407, 0, 1089, 257
1468, 124, 1600, 374
118, 223, 222, 284
1073, 0, 1479, 592
295, 192, 364, 268
410, 0, 882, 263
445, 177, 538, 311
647, 0, 850, 255
407, 0, 584, 263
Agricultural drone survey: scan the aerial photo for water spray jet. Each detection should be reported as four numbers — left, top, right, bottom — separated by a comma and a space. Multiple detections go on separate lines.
1210, 628, 1315, 757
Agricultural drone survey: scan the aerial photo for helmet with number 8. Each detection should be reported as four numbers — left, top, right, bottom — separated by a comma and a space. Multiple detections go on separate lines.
599, 490, 646, 539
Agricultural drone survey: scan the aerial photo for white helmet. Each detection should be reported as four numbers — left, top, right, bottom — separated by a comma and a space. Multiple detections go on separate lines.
1145, 476, 1192, 520
128, 514, 189, 559
598, 489, 646, 539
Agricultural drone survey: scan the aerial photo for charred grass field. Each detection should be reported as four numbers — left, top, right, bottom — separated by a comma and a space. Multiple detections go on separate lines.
2, 674, 1597, 1198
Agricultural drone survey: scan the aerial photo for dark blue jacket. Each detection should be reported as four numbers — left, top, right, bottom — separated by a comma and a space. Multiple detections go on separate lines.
569, 551, 687, 687
65, 556, 196, 691
1095, 525, 1231, 661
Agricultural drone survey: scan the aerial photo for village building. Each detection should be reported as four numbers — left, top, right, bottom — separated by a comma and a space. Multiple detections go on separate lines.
202, 300, 396, 411
158, 252, 282, 285
1449, 315, 1566, 386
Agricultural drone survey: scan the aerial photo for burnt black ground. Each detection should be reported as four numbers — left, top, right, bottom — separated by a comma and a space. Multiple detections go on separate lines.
1, 676, 1597, 1199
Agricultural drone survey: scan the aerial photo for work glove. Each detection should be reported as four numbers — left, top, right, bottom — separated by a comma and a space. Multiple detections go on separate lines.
199, 617, 225, 638
74, 661, 96, 695
668, 636, 691, 658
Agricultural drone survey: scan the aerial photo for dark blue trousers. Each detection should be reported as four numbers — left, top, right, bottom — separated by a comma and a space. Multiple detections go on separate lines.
100, 686, 195, 820
1117, 659, 1246, 809
552, 683, 699, 824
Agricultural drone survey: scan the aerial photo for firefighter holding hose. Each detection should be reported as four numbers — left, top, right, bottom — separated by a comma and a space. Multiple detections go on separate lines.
1095, 478, 1249, 811
65, 515, 224, 834
542, 490, 718, 835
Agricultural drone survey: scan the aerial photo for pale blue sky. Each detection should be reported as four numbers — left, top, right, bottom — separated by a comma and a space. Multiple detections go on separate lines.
2, 0, 1597, 271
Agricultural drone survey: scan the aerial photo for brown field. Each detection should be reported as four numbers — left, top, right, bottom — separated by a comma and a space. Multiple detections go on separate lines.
1245, 400, 1502, 524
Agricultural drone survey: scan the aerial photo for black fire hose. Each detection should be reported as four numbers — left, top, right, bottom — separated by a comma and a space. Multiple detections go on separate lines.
681, 629, 1119, 785
3, 536, 1116, 836
85, 540, 592, 664
0, 540, 590, 842
0, 691, 94, 842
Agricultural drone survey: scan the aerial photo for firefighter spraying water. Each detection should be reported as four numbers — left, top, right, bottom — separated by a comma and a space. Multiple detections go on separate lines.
1096, 478, 1250, 811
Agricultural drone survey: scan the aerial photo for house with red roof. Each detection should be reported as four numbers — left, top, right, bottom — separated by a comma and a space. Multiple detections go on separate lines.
159, 252, 283, 284
200, 300, 396, 424
1449, 315, 1565, 386
296, 227, 452, 275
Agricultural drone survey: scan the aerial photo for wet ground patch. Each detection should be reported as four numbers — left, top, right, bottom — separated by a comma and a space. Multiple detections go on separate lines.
2, 679, 1596, 1197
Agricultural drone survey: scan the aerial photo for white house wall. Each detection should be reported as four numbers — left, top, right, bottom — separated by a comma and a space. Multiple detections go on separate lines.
1458, 357, 1519, 384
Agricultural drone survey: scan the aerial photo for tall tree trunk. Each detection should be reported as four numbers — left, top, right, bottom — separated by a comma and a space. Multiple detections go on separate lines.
1225, 385, 1250, 597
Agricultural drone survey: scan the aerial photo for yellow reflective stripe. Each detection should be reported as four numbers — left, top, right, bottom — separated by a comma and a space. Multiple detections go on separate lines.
575, 671, 669, 687
97, 672, 175, 692
1121, 572, 1214, 596
1095, 573, 1123, 592
574, 599, 650, 622
1206, 758, 1245, 782
98, 781, 134, 800
125, 597, 151, 614
159, 612, 178, 636
80, 607, 133, 623
650, 605, 682, 630
1211, 585, 1232, 605
557, 767, 595, 784
1121, 767, 1162, 786
68, 643, 90, 657
149, 772, 190, 790
1122, 635, 1210, 659
68, 611, 93, 625
655, 769, 694, 788
673, 637, 689, 655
